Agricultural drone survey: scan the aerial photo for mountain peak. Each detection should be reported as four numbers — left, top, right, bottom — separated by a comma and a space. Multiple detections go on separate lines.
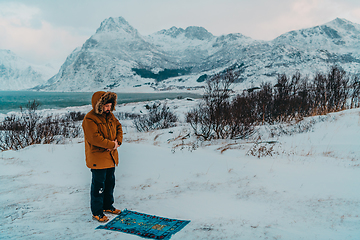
325, 17, 360, 32
0, 49, 21, 62
155, 26, 213, 40
184, 26, 213, 40
330, 17, 352, 25
0, 49, 54, 90
96, 16, 137, 34
273, 17, 360, 44
156, 26, 185, 38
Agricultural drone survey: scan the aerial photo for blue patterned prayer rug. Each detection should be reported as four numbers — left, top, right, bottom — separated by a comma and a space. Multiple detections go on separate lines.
96, 209, 190, 239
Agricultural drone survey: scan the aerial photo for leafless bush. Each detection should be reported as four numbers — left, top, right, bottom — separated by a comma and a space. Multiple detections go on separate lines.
245, 65, 357, 124
66, 111, 85, 121
230, 95, 256, 139
186, 70, 255, 140
246, 140, 278, 158
186, 66, 359, 141
0, 101, 82, 151
114, 112, 140, 120
350, 75, 360, 108
133, 102, 178, 132
266, 119, 317, 138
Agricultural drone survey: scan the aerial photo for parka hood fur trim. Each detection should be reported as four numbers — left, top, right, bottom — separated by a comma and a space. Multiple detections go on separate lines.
92, 91, 117, 115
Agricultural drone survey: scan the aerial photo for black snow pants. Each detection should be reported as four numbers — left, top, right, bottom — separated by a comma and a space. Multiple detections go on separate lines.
90, 167, 115, 216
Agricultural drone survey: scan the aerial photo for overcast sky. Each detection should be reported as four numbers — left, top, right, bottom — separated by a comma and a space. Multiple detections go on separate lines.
0, 0, 359, 69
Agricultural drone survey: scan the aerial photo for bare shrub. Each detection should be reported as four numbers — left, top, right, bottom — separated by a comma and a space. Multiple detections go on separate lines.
247, 65, 356, 124
350, 75, 360, 108
246, 140, 278, 158
229, 94, 256, 139
266, 119, 317, 138
187, 71, 230, 139
186, 65, 359, 142
186, 70, 255, 140
0, 101, 82, 151
133, 102, 178, 132
66, 111, 85, 121
114, 112, 140, 120
186, 104, 212, 140
253, 82, 274, 124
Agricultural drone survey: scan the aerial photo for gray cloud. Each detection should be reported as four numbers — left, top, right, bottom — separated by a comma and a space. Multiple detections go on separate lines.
0, 0, 359, 68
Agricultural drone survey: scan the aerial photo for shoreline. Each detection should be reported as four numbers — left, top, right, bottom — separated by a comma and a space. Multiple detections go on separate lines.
0, 91, 203, 115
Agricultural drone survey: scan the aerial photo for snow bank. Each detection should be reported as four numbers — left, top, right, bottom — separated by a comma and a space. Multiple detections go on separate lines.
1, 100, 360, 239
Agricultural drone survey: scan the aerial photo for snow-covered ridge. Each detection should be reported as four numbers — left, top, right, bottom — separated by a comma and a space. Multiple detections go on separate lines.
0, 50, 56, 91
4, 16, 360, 92
96, 16, 138, 35
273, 18, 360, 50
38, 16, 359, 92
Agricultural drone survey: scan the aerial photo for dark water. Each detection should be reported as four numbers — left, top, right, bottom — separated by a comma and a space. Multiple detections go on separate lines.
0, 91, 201, 114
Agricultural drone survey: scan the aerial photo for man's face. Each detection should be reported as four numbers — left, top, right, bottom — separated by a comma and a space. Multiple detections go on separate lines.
103, 103, 112, 114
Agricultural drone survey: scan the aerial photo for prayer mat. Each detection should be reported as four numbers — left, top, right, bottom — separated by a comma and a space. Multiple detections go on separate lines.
96, 209, 190, 239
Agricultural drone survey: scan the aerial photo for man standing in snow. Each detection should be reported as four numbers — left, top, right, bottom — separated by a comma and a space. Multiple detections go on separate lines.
82, 91, 123, 222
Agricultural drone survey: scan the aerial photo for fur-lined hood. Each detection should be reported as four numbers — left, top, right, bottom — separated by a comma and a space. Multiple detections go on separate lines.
91, 91, 117, 115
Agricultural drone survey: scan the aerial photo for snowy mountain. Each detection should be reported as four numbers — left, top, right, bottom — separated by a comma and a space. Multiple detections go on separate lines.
273, 18, 360, 50
0, 50, 55, 91
36, 17, 176, 91
36, 17, 360, 92
264, 18, 360, 75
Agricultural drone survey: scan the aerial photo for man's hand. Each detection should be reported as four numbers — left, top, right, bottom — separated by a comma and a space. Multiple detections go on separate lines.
113, 139, 120, 149
107, 139, 120, 151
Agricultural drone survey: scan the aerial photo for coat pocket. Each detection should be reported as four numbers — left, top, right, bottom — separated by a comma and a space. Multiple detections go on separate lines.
91, 145, 107, 153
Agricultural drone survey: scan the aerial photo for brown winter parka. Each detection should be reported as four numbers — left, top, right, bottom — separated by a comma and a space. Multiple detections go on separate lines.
82, 91, 123, 169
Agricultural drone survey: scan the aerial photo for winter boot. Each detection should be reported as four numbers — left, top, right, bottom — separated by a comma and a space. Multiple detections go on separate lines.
93, 213, 109, 222
104, 206, 121, 215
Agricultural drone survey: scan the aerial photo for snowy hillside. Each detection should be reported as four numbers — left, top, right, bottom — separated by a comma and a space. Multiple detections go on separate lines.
0, 50, 56, 91
1, 98, 360, 239
36, 16, 360, 92
273, 18, 360, 51
36, 17, 177, 92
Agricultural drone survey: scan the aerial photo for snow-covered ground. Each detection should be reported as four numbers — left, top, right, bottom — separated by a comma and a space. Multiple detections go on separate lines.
1, 98, 360, 239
